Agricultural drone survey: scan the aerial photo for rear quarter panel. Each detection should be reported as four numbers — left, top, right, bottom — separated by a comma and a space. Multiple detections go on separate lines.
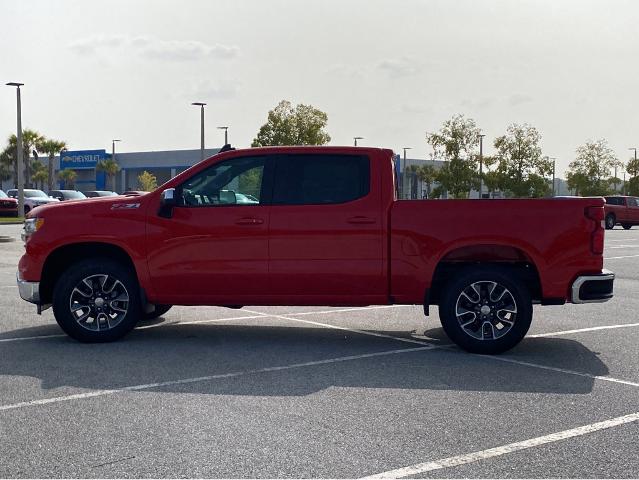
390, 198, 604, 303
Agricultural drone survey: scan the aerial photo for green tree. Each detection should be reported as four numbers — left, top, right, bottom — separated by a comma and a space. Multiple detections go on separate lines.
417, 164, 438, 198
566, 139, 617, 196
137, 171, 157, 191
481, 155, 507, 197
32, 167, 48, 190
58, 169, 77, 189
38, 139, 67, 191
493, 124, 550, 198
96, 159, 121, 191
251, 100, 331, 147
426, 114, 480, 198
0, 130, 45, 188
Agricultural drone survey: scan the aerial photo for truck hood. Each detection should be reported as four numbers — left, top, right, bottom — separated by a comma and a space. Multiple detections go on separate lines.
27, 194, 151, 218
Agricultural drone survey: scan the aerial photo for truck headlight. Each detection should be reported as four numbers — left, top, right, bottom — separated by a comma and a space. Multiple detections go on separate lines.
24, 218, 44, 235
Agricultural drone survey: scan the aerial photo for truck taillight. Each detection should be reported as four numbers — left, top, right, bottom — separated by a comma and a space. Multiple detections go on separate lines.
586, 206, 604, 255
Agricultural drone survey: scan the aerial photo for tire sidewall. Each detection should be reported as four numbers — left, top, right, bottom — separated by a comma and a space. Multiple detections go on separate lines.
605, 214, 615, 229
439, 266, 533, 355
53, 258, 141, 342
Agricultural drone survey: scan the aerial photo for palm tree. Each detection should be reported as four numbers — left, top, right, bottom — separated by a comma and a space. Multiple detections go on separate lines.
96, 159, 120, 191
38, 139, 67, 191
32, 169, 48, 190
22, 130, 45, 188
58, 169, 77, 189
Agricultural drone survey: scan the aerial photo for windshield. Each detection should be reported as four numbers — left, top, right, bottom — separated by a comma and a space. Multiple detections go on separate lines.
0, 191, 7, 198
63, 191, 87, 199
24, 190, 48, 198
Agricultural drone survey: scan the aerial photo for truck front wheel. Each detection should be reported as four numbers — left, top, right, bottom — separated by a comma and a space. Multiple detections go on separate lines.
438, 267, 533, 354
52, 258, 142, 342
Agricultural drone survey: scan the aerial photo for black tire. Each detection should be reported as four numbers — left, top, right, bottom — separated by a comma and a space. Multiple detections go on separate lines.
52, 258, 141, 342
605, 214, 616, 230
622, 224, 632, 230
438, 266, 533, 354
142, 304, 172, 321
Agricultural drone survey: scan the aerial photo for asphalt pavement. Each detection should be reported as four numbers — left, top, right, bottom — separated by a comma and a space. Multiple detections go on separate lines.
0, 222, 638, 478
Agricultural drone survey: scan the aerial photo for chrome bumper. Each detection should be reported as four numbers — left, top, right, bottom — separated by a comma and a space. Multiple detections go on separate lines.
17, 273, 40, 304
571, 269, 615, 304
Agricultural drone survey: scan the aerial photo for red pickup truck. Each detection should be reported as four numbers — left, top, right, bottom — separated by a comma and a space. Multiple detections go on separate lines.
604, 195, 639, 230
17, 146, 614, 354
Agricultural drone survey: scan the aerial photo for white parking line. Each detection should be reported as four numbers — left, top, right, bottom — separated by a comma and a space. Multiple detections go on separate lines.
0, 345, 432, 412
605, 254, 639, 260
362, 411, 639, 478
244, 310, 639, 389
530, 322, 639, 338
606, 245, 639, 249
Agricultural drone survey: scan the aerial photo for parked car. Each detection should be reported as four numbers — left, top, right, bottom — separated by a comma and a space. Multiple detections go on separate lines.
121, 191, 149, 196
6, 189, 60, 214
84, 190, 118, 198
17, 146, 613, 354
0, 190, 18, 217
604, 196, 639, 229
48, 190, 87, 201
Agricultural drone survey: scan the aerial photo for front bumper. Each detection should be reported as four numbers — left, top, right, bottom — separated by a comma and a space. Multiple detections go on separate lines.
17, 273, 40, 304
571, 269, 615, 304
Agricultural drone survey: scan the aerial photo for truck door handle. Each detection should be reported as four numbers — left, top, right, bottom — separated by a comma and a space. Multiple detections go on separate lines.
235, 217, 264, 225
347, 216, 376, 224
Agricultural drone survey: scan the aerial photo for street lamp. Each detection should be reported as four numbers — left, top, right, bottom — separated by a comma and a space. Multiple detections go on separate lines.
112, 139, 121, 163
353, 136, 364, 147
6, 82, 25, 217
478, 134, 485, 199
217, 126, 229, 145
628, 148, 637, 195
192, 102, 207, 161
402, 147, 412, 199
548, 157, 557, 196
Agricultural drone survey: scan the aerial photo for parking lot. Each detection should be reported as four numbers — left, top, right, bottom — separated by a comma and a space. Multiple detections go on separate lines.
0, 222, 638, 478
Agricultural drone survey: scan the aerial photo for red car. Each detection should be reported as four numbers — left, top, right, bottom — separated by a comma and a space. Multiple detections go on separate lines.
16, 146, 614, 354
604, 195, 639, 229
0, 190, 18, 216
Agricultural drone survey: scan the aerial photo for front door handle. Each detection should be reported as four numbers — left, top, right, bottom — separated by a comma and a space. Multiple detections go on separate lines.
347, 216, 376, 224
235, 217, 264, 225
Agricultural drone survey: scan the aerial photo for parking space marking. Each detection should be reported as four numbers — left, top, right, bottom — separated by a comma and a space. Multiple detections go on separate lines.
245, 310, 639, 389
607, 245, 639, 249
242, 309, 433, 347
0, 345, 433, 413
362, 411, 639, 478
605, 254, 639, 260
530, 322, 639, 338
0, 333, 66, 343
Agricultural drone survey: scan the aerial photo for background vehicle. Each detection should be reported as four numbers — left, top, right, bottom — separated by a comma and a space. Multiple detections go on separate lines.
17, 147, 613, 354
604, 196, 639, 229
6, 189, 60, 214
48, 190, 87, 201
0, 190, 18, 216
84, 191, 118, 198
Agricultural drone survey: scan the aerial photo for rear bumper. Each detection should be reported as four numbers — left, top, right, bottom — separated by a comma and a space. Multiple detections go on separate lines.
571, 269, 615, 304
17, 273, 40, 304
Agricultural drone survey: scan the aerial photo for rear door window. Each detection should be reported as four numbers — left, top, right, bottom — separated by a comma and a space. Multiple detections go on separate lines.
272, 154, 370, 205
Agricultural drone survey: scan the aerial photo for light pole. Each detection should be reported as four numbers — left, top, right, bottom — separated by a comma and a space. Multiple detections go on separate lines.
628, 148, 637, 195
548, 157, 557, 196
192, 102, 206, 161
402, 147, 412, 199
353, 136, 364, 147
478, 134, 485, 199
6, 82, 25, 217
217, 126, 229, 145
111, 140, 121, 192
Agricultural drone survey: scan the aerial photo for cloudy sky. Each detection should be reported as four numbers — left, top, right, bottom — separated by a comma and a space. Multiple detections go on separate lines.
1, 0, 638, 175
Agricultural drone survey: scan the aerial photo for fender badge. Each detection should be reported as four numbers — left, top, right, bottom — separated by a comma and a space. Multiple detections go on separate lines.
111, 203, 141, 210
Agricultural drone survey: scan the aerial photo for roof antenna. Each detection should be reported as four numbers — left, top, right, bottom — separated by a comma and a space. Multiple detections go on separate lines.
218, 144, 235, 153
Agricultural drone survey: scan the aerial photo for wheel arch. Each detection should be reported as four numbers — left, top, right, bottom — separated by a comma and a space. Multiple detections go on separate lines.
40, 242, 139, 305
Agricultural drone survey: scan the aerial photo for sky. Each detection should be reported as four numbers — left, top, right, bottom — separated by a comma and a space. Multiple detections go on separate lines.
1, 0, 638, 176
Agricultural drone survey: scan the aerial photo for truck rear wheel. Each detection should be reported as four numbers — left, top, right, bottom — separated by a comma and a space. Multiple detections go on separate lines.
438, 266, 533, 354
52, 258, 141, 342
605, 214, 616, 230
622, 224, 632, 230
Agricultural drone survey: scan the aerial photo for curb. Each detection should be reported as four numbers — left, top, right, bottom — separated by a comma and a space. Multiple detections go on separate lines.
0, 236, 15, 243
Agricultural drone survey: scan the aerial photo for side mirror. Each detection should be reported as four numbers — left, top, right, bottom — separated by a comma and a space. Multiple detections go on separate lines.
159, 188, 176, 218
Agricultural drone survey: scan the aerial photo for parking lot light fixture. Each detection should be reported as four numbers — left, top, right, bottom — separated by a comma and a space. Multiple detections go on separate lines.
354, 136, 364, 147
217, 126, 229, 145
6, 82, 25, 217
192, 102, 207, 161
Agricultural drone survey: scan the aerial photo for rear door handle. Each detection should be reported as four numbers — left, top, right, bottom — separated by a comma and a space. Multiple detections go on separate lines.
347, 216, 376, 224
235, 217, 264, 225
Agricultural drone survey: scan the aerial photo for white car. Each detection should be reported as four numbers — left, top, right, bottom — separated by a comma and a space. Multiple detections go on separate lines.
6, 189, 60, 214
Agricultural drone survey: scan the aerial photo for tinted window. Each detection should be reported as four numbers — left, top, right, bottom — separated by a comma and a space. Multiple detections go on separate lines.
180, 156, 265, 207
628, 197, 638, 207
272, 154, 370, 205
605, 197, 624, 206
